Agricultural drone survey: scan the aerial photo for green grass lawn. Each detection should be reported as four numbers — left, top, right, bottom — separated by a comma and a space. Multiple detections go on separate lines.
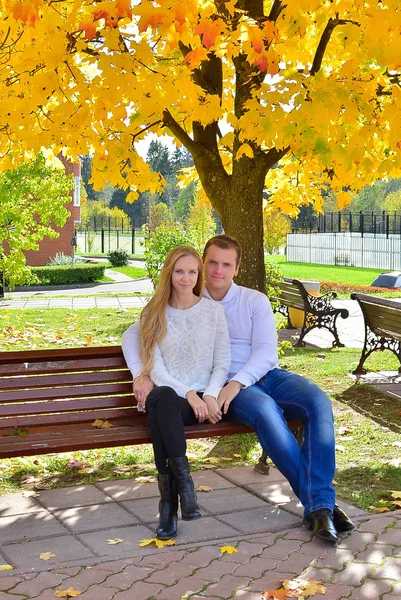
0, 307, 400, 513
267, 255, 385, 286
107, 264, 147, 278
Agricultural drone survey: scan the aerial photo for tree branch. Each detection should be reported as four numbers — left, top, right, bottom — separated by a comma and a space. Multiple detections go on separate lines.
162, 110, 201, 156
130, 119, 162, 145
311, 16, 360, 76
268, 0, 286, 22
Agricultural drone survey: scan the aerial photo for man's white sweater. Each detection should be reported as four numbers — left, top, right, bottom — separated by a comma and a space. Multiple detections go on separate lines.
122, 283, 278, 389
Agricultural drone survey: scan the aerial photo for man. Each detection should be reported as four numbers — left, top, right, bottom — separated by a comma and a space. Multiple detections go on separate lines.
122, 234, 355, 543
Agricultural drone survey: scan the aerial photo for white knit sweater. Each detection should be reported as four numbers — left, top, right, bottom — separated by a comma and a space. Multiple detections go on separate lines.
149, 297, 231, 399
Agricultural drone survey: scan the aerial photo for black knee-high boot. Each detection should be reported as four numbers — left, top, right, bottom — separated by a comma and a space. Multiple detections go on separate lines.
168, 457, 202, 521
156, 471, 178, 539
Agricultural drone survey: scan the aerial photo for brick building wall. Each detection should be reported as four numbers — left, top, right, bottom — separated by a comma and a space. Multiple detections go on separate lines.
24, 157, 81, 267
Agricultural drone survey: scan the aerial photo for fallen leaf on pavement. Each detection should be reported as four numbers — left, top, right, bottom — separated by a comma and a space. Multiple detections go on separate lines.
139, 538, 176, 548
283, 577, 327, 597
196, 485, 213, 492
78, 467, 95, 474
0, 565, 13, 571
134, 476, 156, 483
390, 490, 401, 499
201, 457, 220, 464
22, 490, 40, 498
107, 538, 124, 545
262, 589, 289, 600
337, 426, 355, 435
369, 506, 390, 513
55, 587, 82, 597
220, 545, 238, 554
39, 552, 56, 560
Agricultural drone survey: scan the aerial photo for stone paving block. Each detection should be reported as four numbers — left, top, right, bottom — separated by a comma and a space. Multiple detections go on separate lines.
278, 551, 318, 575
218, 505, 301, 534
101, 564, 152, 588
155, 575, 209, 600
374, 527, 401, 545
147, 561, 201, 585
56, 566, 128, 591
245, 480, 304, 516
0, 593, 26, 600
192, 470, 236, 490
37, 485, 113, 510
355, 544, 394, 563
312, 548, 354, 571
12, 571, 67, 597
357, 579, 394, 599
0, 575, 25, 591
121, 497, 211, 523
321, 583, 354, 600
176, 546, 222, 568
71, 587, 120, 600
0, 511, 68, 543
336, 532, 375, 551
332, 561, 373, 585
139, 550, 188, 568
220, 539, 271, 562
0, 494, 43, 517
372, 557, 401, 580
166, 517, 241, 544
196, 487, 268, 515
198, 574, 250, 598
283, 528, 314, 542
300, 567, 336, 582
53, 503, 139, 533
77, 524, 155, 556
246, 571, 304, 593
216, 465, 286, 486
356, 516, 396, 533
233, 556, 278, 578
96, 479, 159, 501
1, 535, 94, 570
335, 501, 369, 518
195, 557, 244, 582
260, 538, 302, 561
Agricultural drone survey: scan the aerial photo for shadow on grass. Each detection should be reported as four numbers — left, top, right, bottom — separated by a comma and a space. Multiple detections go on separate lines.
335, 463, 401, 509
335, 382, 401, 434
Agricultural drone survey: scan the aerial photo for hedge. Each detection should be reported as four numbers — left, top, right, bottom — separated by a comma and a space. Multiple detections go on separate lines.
31, 263, 106, 286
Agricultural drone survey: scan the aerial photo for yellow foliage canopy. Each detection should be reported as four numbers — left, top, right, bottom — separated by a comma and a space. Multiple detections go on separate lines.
1, 0, 401, 215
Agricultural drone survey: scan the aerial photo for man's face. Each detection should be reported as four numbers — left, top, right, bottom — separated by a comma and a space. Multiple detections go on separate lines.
203, 245, 239, 297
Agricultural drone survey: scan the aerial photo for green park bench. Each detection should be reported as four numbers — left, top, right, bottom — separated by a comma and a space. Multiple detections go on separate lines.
274, 277, 349, 348
351, 293, 401, 374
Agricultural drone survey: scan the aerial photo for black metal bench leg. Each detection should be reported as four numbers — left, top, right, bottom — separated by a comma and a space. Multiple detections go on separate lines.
254, 450, 270, 475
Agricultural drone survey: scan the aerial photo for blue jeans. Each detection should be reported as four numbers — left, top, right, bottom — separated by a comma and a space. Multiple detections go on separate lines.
228, 368, 336, 516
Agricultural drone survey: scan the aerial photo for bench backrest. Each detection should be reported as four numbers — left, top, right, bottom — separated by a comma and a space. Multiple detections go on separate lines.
351, 293, 401, 341
0, 346, 139, 437
276, 278, 306, 310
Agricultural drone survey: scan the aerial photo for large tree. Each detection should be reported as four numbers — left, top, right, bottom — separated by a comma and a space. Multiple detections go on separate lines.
2, 1, 401, 289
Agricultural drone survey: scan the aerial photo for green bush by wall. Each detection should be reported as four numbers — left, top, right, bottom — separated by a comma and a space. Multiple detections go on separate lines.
31, 263, 105, 286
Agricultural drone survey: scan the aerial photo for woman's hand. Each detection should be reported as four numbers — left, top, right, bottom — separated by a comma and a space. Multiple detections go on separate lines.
186, 391, 209, 422
133, 375, 154, 411
203, 395, 222, 424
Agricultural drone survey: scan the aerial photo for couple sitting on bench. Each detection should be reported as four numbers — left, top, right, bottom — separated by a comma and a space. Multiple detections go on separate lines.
122, 234, 355, 544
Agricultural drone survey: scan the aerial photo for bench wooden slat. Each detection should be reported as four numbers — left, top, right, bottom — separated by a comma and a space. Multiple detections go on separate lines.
0, 369, 132, 391
0, 382, 134, 404
0, 394, 136, 417
0, 356, 127, 376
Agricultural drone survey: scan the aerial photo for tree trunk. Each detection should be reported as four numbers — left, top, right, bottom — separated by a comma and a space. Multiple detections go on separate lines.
219, 184, 265, 292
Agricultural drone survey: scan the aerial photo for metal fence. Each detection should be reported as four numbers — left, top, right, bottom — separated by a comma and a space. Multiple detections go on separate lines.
292, 211, 401, 236
287, 232, 401, 270
75, 218, 147, 255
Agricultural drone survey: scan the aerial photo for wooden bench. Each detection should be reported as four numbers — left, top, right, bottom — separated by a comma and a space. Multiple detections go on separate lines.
350, 293, 401, 374
0, 346, 303, 473
274, 277, 349, 348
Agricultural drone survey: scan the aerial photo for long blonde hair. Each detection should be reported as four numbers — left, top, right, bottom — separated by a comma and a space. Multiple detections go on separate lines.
140, 246, 204, 376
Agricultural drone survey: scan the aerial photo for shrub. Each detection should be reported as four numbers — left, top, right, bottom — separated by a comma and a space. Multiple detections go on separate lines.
319, 281, 401, 295
47, 252, 85, 266
108, 249, 129, 267
142, 222, 194, 288
31, 264, 105, 286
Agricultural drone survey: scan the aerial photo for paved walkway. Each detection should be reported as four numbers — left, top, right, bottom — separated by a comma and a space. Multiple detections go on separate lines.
1, 465, 401, 599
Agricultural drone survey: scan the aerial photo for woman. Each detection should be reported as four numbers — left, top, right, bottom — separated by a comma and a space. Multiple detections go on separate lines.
138, 246, 231, 540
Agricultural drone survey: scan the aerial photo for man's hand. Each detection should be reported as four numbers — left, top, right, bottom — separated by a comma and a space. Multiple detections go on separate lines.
133, 375, 154, 411
203, 395, 222, 424
217, 381, 243, 414
186, 391, 209, 422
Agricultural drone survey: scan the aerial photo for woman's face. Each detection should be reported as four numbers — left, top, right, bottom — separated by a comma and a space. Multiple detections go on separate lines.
171, 255, 200, 295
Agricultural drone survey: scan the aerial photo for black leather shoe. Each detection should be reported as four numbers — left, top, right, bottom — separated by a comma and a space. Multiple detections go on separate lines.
333, 505, 355, 533
156, 472, 178, 540
169, 456, 202, 521
304, 509, 338, 543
